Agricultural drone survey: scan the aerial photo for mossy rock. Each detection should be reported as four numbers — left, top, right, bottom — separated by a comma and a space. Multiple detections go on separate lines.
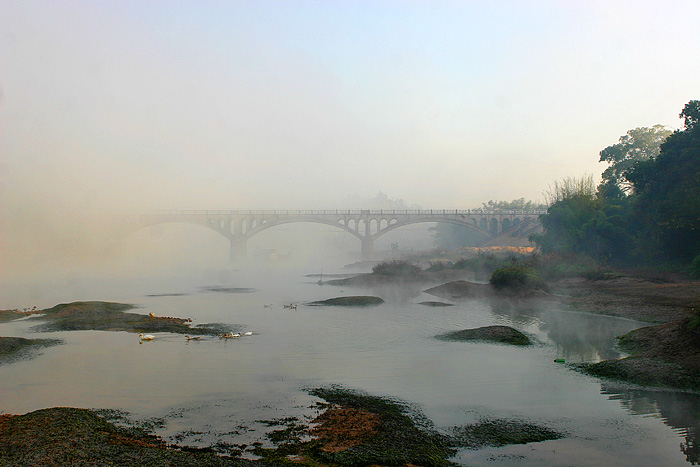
579, 357, 700, 391
424, 281, 493, 299
29, 301, 225, 336
308, 296, 385, 307
451, 418, 563, 448
437, 325, 531, 346
306, 387, 454, 467
0, 407, 255, 466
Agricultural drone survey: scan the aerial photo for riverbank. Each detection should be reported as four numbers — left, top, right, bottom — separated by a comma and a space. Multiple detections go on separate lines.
0, 387, 563, 467
551, 274, 700, 391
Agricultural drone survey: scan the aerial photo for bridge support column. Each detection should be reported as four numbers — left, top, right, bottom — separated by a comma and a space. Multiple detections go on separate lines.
229, 236, 247, 262
361, 238, 374, 261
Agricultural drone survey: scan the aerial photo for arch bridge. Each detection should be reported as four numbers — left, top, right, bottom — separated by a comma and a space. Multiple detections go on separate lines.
137, 209, 544, 261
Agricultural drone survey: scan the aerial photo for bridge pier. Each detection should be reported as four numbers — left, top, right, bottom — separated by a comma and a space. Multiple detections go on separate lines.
361, 237, 374, 261
229, 237, 247, 262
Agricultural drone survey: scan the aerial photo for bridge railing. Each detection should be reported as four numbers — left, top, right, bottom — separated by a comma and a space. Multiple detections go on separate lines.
141, 209, 547, 217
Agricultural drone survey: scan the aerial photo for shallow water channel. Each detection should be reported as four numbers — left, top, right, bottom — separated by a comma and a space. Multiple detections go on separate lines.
2, 266, 699, 465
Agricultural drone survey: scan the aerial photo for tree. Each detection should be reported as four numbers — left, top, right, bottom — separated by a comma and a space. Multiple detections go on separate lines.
598, 125, 672, 194
543, 175, 596, 205
481, 198, 547, 211
628, 100, 700, 262
680, 100, 700, 130
533, 175, 634, 262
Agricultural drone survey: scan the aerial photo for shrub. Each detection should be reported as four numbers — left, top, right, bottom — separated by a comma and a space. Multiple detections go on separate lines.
372, 260, 422, 276
426, 261, 451, 272
489, 266, 549, 293
690, 255, 700, 278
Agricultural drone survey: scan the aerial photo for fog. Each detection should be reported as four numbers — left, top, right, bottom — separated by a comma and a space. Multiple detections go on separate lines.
2, 1, 700, 278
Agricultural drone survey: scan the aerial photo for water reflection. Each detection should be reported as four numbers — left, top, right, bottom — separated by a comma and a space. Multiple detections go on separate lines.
490, 298, 643, 362
602, 383, 700, 465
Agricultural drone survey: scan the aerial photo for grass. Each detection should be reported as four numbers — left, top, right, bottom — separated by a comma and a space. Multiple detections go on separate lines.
372, 260, 423, 276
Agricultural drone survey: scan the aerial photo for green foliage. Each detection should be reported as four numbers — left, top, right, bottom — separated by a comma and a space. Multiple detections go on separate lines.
452, 252, 505, 272
489, 266, 548, 293
371, 260, 422, 276
533, 194, 634, 263
680, 100, 700, 130
425, 261, 450, 272
524, 251, 600, 277
543, 175, 596, 206
691, 255, 700, 278
481, 198, 547, 211
627, 101, 700, 263
688, 308, 700, 334
598, 125, 672, 194
535, 101, 700, 269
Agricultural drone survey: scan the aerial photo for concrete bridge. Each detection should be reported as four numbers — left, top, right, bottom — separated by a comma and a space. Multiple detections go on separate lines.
137, 209, 545, 261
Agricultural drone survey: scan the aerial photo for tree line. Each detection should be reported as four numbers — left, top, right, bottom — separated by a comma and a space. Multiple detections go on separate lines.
532, 100, 700, 271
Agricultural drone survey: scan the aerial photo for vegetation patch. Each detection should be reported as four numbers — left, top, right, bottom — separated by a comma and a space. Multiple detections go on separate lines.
307, 296, 385, 307
451, 418, 563, 448
29, 301, 227, 336
304, 387, 455, 467
371, 260, 423, 277
0, 407, 256, 466
436, 325, 531, 346
0, 388, 567, 466
489, 266, 550, 296
0, 337, 61, 364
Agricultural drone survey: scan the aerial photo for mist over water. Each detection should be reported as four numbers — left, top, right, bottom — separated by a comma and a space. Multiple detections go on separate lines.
3, 2, 700, 464
2, 243, 699, 465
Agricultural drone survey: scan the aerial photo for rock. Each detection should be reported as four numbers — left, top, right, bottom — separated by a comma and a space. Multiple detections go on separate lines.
307, 296, 385, 307
436, 325, 531, 346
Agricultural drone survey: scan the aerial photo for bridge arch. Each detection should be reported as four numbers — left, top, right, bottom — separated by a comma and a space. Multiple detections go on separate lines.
134, 210, 543, 261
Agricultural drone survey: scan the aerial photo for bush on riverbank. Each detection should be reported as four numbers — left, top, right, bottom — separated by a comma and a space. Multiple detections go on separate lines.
489, 265, 550, 295
372, 260, 422, 276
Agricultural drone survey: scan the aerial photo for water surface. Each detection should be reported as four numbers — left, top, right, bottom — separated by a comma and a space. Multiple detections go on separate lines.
1, 267, 697, 465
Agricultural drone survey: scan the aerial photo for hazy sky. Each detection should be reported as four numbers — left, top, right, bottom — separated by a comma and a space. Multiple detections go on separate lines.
2, 0, 699, 214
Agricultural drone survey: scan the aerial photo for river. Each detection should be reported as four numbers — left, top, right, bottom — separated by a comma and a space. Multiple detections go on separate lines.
1, 264, 698, 466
